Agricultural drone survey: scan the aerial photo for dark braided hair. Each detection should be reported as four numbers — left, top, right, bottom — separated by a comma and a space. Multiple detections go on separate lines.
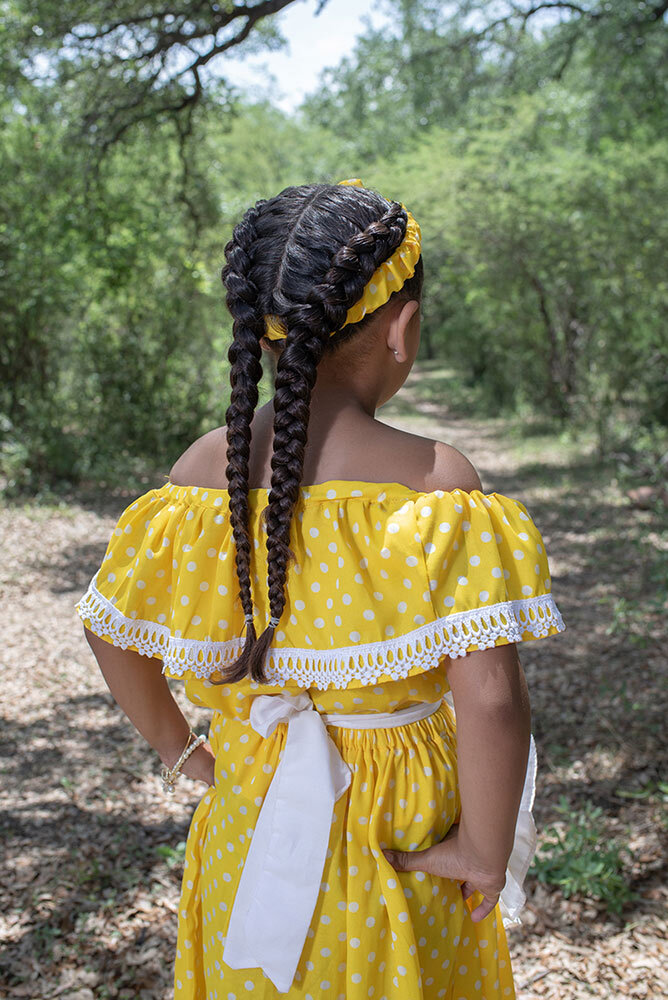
216, 200, 267, 682
215, 183, 424, 684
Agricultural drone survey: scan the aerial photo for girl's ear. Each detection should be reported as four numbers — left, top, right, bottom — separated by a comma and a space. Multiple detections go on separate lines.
403, 300, 420, 326
393, 299, 420, 341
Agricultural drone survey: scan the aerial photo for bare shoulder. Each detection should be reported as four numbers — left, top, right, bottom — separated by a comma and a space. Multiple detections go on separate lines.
364, 423, 484, 494
167, 420, 483, 495
169, 426, 228, 487
419, 438, 484, 494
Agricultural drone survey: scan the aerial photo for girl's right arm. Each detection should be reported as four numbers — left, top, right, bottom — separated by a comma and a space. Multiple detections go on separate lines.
383, 642, 532, 922
84, 625, 216, 788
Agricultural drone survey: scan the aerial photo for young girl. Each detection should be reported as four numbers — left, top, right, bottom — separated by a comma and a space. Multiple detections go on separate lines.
76, 178, 566, 999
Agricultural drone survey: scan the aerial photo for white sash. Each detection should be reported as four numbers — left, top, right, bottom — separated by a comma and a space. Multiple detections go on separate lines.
221, 691, 535, 993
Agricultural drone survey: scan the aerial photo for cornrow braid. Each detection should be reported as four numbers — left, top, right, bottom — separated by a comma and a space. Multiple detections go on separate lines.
213, 200, 267, 684
243, 199, 409, 683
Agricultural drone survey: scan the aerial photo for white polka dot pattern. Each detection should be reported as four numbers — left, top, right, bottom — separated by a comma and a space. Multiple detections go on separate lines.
172, 698, 517, 998
75, 480, 565, 690
73, 479, 549, 996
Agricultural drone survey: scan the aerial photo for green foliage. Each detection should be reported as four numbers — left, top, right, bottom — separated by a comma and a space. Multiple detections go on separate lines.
0, 86, 223, 492
611, 423, 668, 490
369, 91, 668, 434
10, 0, 299, 146
0, 84, 341, 494
616, 780, 668, 809
303, 0, 668, 442
1, 0, 667, 493
531, 797, 635, 914
304, 1, 668, 158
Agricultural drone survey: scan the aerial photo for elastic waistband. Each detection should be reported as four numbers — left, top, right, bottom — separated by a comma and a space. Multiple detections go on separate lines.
321, 698, 443, 730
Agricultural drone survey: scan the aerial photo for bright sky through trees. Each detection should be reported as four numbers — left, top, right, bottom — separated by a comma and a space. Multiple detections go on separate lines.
222, 0, 387, 111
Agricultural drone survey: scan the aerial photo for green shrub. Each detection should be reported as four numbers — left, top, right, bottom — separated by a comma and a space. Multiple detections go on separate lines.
531, 797, 635, 914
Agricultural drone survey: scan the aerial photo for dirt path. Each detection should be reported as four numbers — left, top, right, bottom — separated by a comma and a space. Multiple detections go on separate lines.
1, 364, 666, 999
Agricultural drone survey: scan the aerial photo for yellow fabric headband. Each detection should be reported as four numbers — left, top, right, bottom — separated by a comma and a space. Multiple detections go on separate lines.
263, 178, 421, 342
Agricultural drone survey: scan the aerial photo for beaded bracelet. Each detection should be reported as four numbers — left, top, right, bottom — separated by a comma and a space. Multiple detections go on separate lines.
160, 730, 207, 794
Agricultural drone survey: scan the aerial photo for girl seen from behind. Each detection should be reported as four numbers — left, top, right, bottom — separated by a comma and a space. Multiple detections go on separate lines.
77, 178, 566, 998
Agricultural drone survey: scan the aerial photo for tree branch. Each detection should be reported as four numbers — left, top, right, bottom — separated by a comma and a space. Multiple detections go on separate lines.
26, 0, 303, 145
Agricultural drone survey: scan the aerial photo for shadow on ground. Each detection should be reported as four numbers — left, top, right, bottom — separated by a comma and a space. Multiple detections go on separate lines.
2, 362, 666, 998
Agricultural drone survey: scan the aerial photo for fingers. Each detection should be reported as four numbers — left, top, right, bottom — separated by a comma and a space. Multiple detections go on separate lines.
462, 885, 499, 922
383, 845, 500, 925
382, 849, 413, 871
461, 881, 475, 902
383, 841, 465, 881
469, 894, 499, 923
382, 846, 438, 873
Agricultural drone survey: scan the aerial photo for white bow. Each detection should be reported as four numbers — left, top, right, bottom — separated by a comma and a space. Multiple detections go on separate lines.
222, 691, 536, 991
222, 691, 352, 993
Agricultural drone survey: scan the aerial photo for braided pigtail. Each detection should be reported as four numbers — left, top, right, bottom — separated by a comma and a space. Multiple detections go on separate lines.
214, 201, 267, 684
244, 200, 409, 683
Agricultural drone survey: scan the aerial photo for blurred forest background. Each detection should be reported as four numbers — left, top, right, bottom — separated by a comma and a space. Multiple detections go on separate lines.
2, 4, 667, 997
2, 0, 667, 495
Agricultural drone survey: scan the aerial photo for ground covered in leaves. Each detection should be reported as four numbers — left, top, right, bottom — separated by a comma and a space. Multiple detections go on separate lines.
1, 365, 666, 998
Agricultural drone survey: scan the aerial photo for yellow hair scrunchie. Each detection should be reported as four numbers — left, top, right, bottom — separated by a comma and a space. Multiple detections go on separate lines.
263, 178, 421, 341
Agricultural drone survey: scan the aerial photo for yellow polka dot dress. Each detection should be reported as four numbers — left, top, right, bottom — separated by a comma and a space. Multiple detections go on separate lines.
76, 479, 566, 999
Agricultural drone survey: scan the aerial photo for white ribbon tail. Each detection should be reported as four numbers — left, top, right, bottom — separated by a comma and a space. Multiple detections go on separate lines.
222, 707, 351, 993
499, 733, 538, 927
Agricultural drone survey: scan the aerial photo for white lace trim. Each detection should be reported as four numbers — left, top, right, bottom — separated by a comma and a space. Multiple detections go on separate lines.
76, 574, 565, 689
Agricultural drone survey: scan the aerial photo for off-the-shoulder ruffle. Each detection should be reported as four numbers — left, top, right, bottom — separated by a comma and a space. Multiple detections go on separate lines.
76, 480, 566, 690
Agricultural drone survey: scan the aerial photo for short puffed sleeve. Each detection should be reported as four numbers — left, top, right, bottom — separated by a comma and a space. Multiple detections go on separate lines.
416, 489, 565, 657
74, 483, 241, 677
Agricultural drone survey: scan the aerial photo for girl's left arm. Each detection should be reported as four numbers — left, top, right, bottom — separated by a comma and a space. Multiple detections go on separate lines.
84, 625, 216, 786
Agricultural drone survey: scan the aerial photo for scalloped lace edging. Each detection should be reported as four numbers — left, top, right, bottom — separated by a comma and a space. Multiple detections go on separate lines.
76, 577, 565, 689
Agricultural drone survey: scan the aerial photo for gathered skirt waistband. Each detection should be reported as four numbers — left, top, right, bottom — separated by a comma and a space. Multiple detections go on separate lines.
321, 697, 444, 729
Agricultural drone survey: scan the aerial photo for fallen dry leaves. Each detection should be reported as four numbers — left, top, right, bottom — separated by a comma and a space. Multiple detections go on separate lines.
1, 383, 666, 998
